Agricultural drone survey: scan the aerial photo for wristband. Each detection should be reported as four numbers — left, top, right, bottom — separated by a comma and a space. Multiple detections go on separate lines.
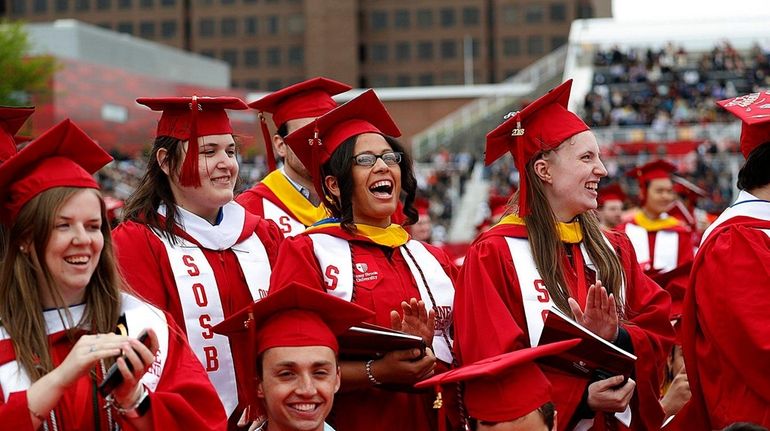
365, 359, 382, 386
105, 385, 151, 419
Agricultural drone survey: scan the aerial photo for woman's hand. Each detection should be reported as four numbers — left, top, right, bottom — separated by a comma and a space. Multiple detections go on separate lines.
110, 329, 160, 407
660, 367, 690, 418
370, 347, 437, 386
587, 375, 636, 413
50, 333, 129, 390
568, 280, 619, 342
390, 298, 436, 345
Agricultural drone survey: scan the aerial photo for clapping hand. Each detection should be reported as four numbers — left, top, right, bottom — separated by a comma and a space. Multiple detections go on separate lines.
390, 297, 435, 346
568, 280, 619, 342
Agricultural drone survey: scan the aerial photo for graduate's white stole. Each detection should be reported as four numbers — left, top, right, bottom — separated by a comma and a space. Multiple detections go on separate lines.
624, 223, 679, 272
156, 231, 271, 418
309, 234, 455, 364
0, 293, 170, 401
504, 235, 631, 430
263, 199, 306, 237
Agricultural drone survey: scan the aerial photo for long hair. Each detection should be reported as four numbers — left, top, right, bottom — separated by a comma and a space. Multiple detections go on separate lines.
0, 187, 123, 382
517, 147, 626, 318
737, 141, 770, 191
321, 135, 418, 232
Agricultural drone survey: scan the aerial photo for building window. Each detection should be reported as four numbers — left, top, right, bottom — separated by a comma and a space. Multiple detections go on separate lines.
33, 0, 48, 13
267, 47, 281, 66
440, 8, 456, 27
525, 5, 544, 23
441, 71, 460, 85
56, 0, 68, 11
502, 5, 516, 23
221, 17, 237, 36
550, 3, 567, 21
11, 0, 26, 13
417, 41, 434, 60
140, 0, 153, 7
199, 49, 215, 58
396, 75, 411, 86
118, 0, 131, 8
139, 21, 156, 38
117, 22, 134, 35
75, 0, 90, 11
462, 7, 479, 26
551, 36, 567, 49
440, 39, 457, 59
369, 43, 388, 62
199, 18, 214, 37
527, 35, 544, 55
221, 0, 235, 4
267, 16, 279, 35
576, 1, 594, 18
244, 17, 257, 35
370, 75, 389, 87
418, 73, 434, 86
267, 79, 282, 91
244, 49, 259, 67
161, 0, 175, 5
394, 9, 409, 28
395, 42, 411, 61
416, 9, 433, 28
286, 14, 304, 34
472, 37, 480, 58
503, 37, 520, 56
222, 49, 238, 67
370, 10, 387, 31
161, 20, 177, 38
97, 22, 111, 29
288, 46, 303, 65
244, 80, 260, 90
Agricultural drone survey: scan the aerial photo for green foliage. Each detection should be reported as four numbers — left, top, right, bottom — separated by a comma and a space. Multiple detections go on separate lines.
0, 20, 57, 106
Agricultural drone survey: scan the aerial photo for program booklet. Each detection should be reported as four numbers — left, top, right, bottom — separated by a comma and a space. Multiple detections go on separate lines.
338, 322, 426, 360
536, 306, 636, 380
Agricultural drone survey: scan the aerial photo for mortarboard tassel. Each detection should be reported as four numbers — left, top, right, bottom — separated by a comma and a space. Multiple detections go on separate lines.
179, 96, 203, 187
258, 112, 277, 172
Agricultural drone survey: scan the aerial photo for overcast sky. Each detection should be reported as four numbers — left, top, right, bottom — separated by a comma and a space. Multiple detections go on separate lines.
613, 0, 769, 21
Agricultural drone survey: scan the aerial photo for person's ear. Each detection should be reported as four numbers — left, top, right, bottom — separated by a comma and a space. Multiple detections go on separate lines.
273, 135, 288, 159
157, 148, 171, 176
552, 410, 557, 431
324, 175, 341, 200
533, 159, 552, 184
334, 365, 341, 394
256, 378, 265, 399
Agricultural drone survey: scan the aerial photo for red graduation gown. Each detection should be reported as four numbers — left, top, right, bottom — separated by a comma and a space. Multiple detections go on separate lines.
269, 225, 459, 431
617, 215, 694, 274
454, 223, 673, 430
0, 297, 226, 431
673, 215, 770, 429
112, 210, 282, 427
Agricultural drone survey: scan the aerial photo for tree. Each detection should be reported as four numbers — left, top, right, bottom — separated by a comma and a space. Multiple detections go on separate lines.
0, 20, 57, 106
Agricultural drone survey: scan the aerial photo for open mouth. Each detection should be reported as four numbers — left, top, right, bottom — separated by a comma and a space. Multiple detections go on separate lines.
369, 180, 394, 198
211, 175, 231, 185
585, 182, 598, 192
64, 255, 90, 265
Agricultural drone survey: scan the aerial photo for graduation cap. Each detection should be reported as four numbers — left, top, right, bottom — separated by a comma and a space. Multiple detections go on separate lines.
213, 282, 373, 422
626, 159, 676, 204
414, 197, 430, 216
0, 106, 34, 162
0, 119, 112, 225
415, 339, 580, 428
249, 78, 351, 172
485, 80, 590, 217
136, 96, 248, 188
283, 89, 401, 202
597, 183, 626, 207
717, 91, 770, 158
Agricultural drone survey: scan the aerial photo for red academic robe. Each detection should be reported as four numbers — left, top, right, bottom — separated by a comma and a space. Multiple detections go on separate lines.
0, 294, 226, 431
237, 170, 328, 237
112, 208, 282, 428
618, 213, 694, 274
269, 224, 458, 431
671, 194, 770, 429
454, 223, 674, 430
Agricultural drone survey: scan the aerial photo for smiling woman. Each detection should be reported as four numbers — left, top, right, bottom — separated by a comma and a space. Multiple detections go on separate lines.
268, 89, 460, 431
113, 96, 284, 429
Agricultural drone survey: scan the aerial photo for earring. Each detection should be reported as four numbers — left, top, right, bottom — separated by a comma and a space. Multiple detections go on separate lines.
19, 245, 26, 252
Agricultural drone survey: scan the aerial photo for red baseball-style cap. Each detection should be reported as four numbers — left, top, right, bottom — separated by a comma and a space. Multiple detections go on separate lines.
136, 96, 248, 187
0, 106, 34, 162
283, 89, 401, 199
485, 80, 590, 217
0, 119, 112, 225
415, 339, 580, 427
717, 90, 770, 158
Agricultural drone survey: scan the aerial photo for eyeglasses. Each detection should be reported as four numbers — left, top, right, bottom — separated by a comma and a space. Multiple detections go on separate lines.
351, 151, 403, 167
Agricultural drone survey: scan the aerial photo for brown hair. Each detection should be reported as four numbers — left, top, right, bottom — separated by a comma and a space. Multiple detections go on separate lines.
0, 187, 123, 381
516, 145, 626, 318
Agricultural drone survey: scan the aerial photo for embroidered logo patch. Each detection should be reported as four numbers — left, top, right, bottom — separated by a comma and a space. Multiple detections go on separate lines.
353, 259, 379, 283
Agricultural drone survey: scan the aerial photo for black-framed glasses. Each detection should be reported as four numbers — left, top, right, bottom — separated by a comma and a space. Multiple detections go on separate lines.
351, 151, 403, 167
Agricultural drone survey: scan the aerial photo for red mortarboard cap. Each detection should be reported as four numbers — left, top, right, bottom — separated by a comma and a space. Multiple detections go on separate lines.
414, 197, 430, 216
626, 159, 676, 191
717, 91, 770, 158
672, 176, 707, 201
597, 183, 626, 206
0, 119, 112, 225
485, 80, 590, 216
415, 339, 580, 423
0, 106, 34, 162
136, 96, 248, 187
249, 77, 351, 172
284, 89, 401, 199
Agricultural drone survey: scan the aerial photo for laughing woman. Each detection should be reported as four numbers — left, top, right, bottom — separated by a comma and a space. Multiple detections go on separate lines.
268, 90, 458, 431
0, 120, 225, 430
453, 81, 674, 430
112, 97, 283, 429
